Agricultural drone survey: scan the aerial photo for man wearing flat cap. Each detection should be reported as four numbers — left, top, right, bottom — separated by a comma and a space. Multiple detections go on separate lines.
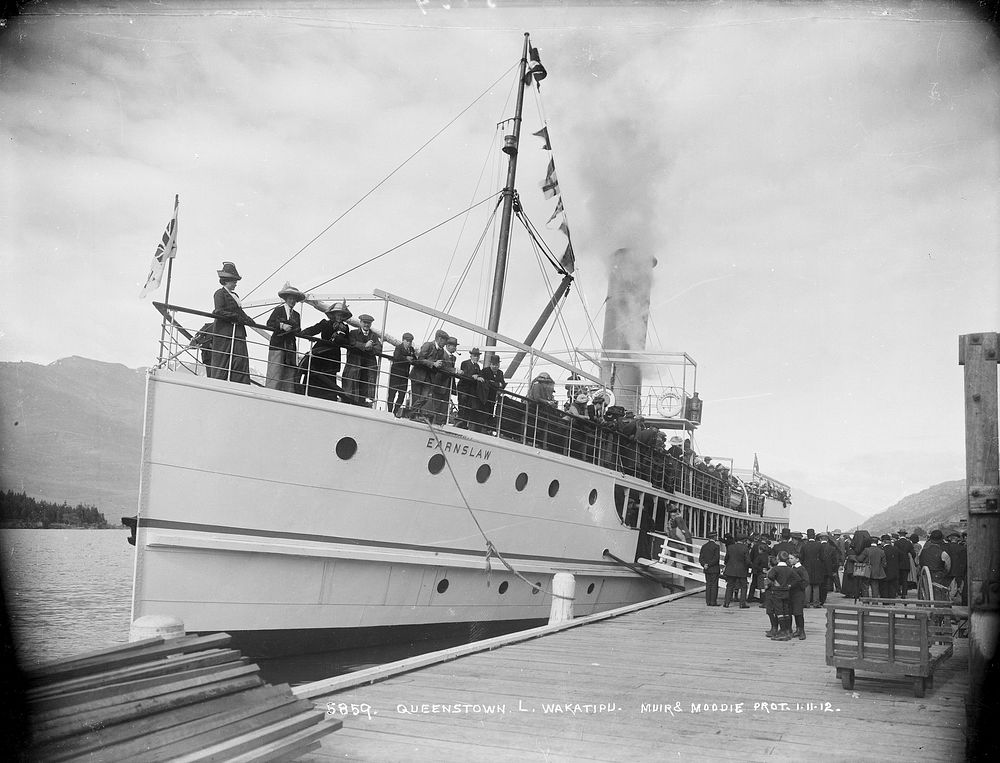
387, 332, 416, 415
342, 314, 383, 407
409, 329, 449, 422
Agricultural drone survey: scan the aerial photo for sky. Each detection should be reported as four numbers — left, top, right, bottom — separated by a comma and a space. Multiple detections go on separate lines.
1, 0, 998, 516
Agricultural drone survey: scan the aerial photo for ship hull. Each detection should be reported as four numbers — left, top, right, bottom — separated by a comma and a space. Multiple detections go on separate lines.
131, 370, 785, 657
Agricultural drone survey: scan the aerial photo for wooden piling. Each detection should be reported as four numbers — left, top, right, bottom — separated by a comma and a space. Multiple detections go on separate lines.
959, 331, 1000, 761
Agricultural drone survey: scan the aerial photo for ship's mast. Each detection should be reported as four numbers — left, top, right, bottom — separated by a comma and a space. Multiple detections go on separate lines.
484, 33, 531, 359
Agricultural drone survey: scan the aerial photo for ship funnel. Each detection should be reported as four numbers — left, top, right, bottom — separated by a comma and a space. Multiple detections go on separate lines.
600, 248, 657, 414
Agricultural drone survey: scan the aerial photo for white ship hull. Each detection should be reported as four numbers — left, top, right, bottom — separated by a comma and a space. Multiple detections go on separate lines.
132, 370, 678, 655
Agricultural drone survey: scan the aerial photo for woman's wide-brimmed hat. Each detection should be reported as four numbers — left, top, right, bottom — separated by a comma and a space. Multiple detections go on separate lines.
277, 282, 305, 302
326, 300, 352, 318
217, 261, 242, 281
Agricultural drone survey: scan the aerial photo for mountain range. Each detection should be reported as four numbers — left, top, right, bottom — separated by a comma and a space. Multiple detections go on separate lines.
0, 357, 970, 533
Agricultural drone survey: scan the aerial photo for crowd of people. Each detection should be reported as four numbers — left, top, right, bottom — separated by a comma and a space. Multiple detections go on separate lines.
697, 527, 969, 642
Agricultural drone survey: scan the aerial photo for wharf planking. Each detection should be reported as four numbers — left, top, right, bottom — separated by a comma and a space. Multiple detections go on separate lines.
300, 592, 967, 762
25, 632, 342, 761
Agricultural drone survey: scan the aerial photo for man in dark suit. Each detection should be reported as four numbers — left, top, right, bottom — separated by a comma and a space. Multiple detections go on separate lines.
456, 347, 485, 430
480, 354, 507, 432
723, 535, 751, 608
342, 314, 383, 407
699, 531, 721, 606
409, 329, 448, 422
881, 535, 900, 598
800, 529, 824, 607
387, 332, 415, 414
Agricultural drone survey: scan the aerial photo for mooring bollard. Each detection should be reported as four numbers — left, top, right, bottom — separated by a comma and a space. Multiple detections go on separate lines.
548, 572, 576, 625
129, 614, 185, 642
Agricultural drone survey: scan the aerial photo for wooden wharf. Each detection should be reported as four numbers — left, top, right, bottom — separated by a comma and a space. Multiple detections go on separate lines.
299, 590, 968, 762
24, 632, 342, 761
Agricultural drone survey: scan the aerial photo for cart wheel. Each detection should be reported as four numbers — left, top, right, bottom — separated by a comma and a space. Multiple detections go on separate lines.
913, 677, 926, 698
839, 668, 855, 690
917, 566, 933, 600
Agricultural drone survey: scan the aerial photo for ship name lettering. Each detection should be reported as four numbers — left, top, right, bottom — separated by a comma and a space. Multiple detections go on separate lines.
425, 437, 492, 460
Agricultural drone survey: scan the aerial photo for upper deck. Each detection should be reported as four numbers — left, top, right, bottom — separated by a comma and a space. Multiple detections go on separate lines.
153, 291, 788, 527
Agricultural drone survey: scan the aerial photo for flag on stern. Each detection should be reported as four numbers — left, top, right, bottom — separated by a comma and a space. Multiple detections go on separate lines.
753, 452, 760, 476
139, 195, 179, 299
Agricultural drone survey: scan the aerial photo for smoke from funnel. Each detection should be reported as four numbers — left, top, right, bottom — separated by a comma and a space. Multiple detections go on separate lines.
601, 247, 657, 413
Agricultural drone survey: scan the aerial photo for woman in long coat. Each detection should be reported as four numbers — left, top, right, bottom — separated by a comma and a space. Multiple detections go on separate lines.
209, 261, 253, 384
265, 283, 304, 392
299, 301, 351, 400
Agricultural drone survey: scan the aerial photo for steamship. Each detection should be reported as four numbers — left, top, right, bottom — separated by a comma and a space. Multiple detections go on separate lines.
129, 34, 790, 657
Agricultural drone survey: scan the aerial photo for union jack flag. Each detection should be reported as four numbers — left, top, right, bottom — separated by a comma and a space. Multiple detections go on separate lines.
140, 195, 179, 298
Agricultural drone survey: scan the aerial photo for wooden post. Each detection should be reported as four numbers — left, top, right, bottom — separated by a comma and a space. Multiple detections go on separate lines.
959, 331, 999, 761
548, 573, 575, 625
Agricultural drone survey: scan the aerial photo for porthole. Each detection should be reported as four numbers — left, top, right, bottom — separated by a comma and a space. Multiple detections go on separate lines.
587, 583, 596, 594
515, 472, 528, 491
335, 437, 357, 460
498, 581, 509, 595
532, 582, 541, 594
437, 578, 449, 594
548, 479, 560, 498
428, 453, 445, 475
588, 488, 598, 506
476, 464, 492, 484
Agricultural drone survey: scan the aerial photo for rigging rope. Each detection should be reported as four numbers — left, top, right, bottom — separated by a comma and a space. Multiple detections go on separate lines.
305, 192, 502, 293
244, 61, 520, 299
421, 418, 573, 601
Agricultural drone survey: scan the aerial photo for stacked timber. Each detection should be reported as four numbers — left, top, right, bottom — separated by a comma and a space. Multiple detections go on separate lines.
25, 633, 341, 761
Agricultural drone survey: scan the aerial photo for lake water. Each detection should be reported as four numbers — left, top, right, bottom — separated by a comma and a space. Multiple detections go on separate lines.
0, 528, 495, 684
1, 529, 134, 668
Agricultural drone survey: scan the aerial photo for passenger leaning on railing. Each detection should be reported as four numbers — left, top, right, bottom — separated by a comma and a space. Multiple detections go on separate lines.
298, 301, 351, 401
479, 354, 506, 433
387, 332, 415, 415
342, 314, 382, 408
408, 329, 449, 423
208, 261, 253, 384
264, 283, 305, 392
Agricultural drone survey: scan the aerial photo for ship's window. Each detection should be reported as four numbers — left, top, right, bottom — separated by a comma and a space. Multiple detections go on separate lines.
515, 472, 528, 491
476, 464, 492, 484
335, 437, 357, 460
548, 479, 559, 498
614, 484, 626, 522
532, 582, 541, 594
588, 488, 598, 506
587, 583, 596, 594
437, 578, 449, 594
498, 581, 509, 595
428, 454, 446, 475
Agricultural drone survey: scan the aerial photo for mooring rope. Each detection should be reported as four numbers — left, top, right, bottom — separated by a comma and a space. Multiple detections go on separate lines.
419, 417, 574, 601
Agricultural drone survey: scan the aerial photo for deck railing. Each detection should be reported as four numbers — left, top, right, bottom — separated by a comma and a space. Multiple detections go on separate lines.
154, 303, 757, 513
